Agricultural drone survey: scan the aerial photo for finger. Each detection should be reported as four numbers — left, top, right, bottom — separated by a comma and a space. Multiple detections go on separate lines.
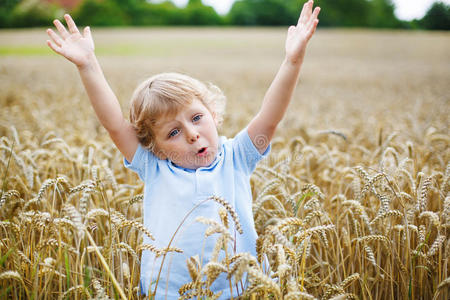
83, 26, 90, 37
309, 6, 321, 24
304, 1, 314, 22
298, 0, 313, 26
307, 19, 319, 39
306, 7, 320, 31
64, 14, 80, 34
47, 39, 62, 55
53, 19, 70, 39
305, 7, 319, 29
312, 19, 319, 34
46, 28, 63, 47
288, 25, 296, 34
83, 26, 92, 41
83, 26, 95, 49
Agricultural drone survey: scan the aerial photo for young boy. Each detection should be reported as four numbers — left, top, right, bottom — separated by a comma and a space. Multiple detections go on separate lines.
46, 1, 320, 298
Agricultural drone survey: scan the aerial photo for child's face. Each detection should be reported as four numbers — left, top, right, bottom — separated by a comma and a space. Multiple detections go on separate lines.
152, 99, 219, 169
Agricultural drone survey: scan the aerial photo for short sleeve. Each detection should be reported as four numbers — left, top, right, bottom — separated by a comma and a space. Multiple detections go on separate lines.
123, 143, 156, 181
231, 128, 270, 175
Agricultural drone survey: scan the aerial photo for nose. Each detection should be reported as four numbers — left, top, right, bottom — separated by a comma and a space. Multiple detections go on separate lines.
186, 126, 199, 143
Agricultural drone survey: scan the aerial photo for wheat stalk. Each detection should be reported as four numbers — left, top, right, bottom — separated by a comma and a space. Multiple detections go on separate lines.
418, 211, 440, 227
92, 278, 109, 299
202, 261, 227, 285
417, 176, 432, 212
427, 235, 446, 257
210, 196, 243, 234
247, 266, 281, 298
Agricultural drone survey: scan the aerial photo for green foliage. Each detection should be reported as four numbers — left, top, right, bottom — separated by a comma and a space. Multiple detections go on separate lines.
420, 2, 450, 30
228, 0, 257, 25
4, 0, 61, 28
183, 0, 223, 25
1, 0, 449, 29
112, 1, 182, 26
367, 0, 401, 28
229, 0, 295, 25
68, 0, 222, 27
309, 0, 370, 27
0, 0, 21, 27
229, 0, 403, 28
72, 0, 128, 26
0, 0, 222, 27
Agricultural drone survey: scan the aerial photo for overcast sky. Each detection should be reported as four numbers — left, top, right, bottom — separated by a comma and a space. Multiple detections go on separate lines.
155, 0, 450, 21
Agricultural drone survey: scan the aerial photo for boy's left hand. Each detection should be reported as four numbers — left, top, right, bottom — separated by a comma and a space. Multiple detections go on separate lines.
285, 0, 320, 65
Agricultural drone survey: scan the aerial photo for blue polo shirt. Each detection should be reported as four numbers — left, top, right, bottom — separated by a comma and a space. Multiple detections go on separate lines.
124, 128, 270, 299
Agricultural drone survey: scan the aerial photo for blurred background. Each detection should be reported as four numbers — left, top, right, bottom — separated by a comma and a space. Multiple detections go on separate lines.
0, 0, 449, 30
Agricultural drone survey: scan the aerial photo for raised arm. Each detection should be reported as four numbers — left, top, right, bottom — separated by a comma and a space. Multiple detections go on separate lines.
247, 0, 320, 153
46, 14, 138, 162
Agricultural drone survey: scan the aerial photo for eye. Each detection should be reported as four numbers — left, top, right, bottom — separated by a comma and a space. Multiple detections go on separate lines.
192, 114, 202, 122
168, 128, 180, 138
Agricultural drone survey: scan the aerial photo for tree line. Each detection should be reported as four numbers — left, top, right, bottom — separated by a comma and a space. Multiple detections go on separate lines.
0, 0, 449, 30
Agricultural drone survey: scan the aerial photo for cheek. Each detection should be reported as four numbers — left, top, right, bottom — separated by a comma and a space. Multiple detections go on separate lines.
153, 148, 167, 160
156, 140, 185, 159
152, 142, 169, 160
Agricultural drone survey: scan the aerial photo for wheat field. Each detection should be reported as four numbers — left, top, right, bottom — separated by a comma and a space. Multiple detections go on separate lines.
0, 27, 449, 299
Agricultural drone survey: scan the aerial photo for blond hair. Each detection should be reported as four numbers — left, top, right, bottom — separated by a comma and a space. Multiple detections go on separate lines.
129, 72, 226, 151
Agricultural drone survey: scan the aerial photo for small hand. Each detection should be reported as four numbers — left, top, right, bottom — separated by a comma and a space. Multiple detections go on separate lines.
285, 0, 320, 65
46, 14, 95, 68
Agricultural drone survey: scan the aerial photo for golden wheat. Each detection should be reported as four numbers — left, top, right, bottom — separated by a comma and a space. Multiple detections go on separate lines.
0, 28, 448, 299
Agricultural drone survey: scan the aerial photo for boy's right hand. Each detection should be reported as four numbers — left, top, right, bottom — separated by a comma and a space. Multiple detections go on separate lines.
46, 14, 95, 69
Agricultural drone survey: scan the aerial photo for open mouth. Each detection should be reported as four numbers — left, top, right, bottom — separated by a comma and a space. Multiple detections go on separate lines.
197, 147, 207, 155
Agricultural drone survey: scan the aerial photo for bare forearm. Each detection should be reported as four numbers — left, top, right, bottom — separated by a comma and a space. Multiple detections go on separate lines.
247, 57, 303, 153
78, 56, 138, 161
258, 57, 303, 128
77, 54, 126, 133
47, 15, 139, 161
247, 1, 319, 154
